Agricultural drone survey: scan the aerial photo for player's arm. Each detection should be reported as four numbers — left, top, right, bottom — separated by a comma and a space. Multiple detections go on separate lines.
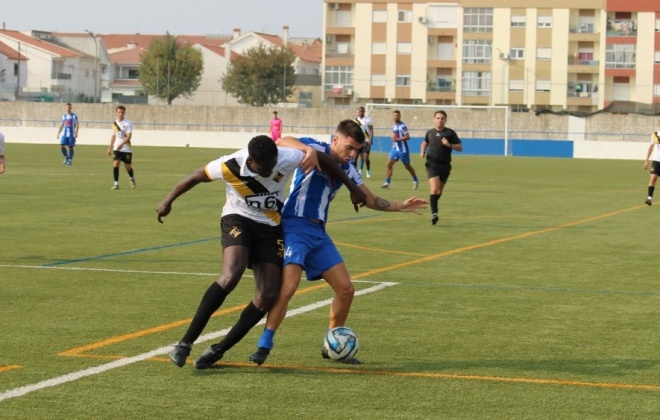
644, 143, 654, 169
359, 184, 427, 214
157, 167, 213, 223
277, 136, 320, 173
56, 121, 63, 138
74, 117, 79, 138
117, 131, 132, 150
107, 134, 116, 156
421, 137, 429, 158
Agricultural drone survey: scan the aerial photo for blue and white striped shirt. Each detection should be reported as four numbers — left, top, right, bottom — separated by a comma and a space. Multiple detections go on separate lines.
391, 121, 410, 154
282, 137, 363, 225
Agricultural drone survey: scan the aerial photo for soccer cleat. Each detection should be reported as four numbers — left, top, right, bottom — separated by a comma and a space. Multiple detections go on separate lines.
321, 347, 362, 365
169, 342, 192, 367
381, 183, 390, 189
358, 169, 362, 175
431, 213, 439, 225
194, 345, 224, 369
63, 158, 68, 165
645, 198, 653, 206
249, 347, 270, 366
66, 159, 72, 165
130, 179, 136, 189
413, 181, 419, 190
366, 170, 371, 178
110, 185, 119, 190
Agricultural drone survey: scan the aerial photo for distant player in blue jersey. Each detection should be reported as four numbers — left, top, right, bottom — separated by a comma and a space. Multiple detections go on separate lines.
56, 103, 79, 165
249, 119, 427, 366
382, 110, 419, 190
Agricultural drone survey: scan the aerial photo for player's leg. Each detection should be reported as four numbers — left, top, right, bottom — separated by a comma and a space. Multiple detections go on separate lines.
364, 147, 371, 178
429, 176, 441, 225
647, 172, 658, 205
60, 137, 68, 163
66, 138, 75, 164
383, 156, 396, 188
123, 154, 136, 189
322, 262, 355, 328
111, 153, 121, 189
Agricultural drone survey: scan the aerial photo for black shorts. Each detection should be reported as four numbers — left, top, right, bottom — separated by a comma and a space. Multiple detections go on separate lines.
425, 161, 452, 184
651, 161, 660, 176
221, 214, 283, 268
113, 150, 133, 164
359, 142, 371, 154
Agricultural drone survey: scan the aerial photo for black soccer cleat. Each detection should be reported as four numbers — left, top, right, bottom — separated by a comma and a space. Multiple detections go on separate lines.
321, 347, 362, 365
169, 342, 192, 367
645, 198, 653, 206
249, 347, 271, 366
431, 213, 439, 225
194, 345, 224, 369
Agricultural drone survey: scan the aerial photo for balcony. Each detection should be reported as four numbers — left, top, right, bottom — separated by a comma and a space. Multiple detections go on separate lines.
569, 24, 594, 34
606, 19, 637, 37
51, 72, 72, 80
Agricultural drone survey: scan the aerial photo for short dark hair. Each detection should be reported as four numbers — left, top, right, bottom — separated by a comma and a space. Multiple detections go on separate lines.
357, 106, 365, 112
336, 119, 365, 144
248, 135, 278, 164
435, 110, 447, 118
66, 102, 72, 106
116, 105, 126, 111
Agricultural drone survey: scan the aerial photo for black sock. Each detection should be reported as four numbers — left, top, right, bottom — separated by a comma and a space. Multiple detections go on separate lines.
214, 302, 266, 353
430, 194, 441, 214
128, 168, 134, 178
113, 167, 119, 182
366, 159, 370, 171
649, 186, 655, 198
181, 282, 228, 344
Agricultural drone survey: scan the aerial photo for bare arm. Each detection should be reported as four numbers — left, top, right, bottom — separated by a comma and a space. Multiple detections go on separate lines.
107, 134, 116, 156
359, 184, 428, 214
644, 143, 654, 169
420, 140, 429, 158
156, 167, 213, 223
56, 122, 64, 138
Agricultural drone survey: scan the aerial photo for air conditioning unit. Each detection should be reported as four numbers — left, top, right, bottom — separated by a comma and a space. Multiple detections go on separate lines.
499, 52, 509, 60
342, 88, 353, 95
428, 36, 434, 44
325, 34, 335, 43
418, 16, 427, 23
329, 3, 339, 10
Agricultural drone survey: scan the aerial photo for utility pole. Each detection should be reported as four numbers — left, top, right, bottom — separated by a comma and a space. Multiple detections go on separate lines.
85, 30, 98, 103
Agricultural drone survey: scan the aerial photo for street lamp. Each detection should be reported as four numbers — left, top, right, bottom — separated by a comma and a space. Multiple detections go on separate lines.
85, 29, 98, 103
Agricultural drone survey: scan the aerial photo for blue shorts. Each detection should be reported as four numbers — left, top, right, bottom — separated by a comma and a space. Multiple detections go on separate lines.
282, 216, 343, 281
388, 148, 411, 165
60, 136, 75, 147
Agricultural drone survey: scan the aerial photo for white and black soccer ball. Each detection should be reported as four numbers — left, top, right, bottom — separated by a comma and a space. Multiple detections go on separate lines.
323, 326, 359, 361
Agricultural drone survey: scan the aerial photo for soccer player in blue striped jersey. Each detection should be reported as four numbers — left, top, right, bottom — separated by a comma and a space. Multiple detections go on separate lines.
56, 103, 79, 165
382, 110, 419, 190
250, 120, 427, 365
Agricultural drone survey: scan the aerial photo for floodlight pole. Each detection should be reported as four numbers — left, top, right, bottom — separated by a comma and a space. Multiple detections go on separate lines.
85, 29, 98, 103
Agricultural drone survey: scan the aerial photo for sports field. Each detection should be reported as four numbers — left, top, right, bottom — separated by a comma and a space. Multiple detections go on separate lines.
1, 143, 658, 419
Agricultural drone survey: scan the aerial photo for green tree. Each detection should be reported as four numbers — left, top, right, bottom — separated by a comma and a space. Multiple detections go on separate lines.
221, 44, 296, 106
139, 33, 203, 105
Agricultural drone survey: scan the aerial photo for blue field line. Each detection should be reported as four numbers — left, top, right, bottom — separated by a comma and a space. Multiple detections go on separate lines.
41, 237, 221, 267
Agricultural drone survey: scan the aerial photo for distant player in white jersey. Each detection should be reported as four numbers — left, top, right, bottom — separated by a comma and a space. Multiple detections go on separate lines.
107, 105, 136, 190
355, 106, 373, 177
56, 103, 78, 165
249, 120, 427, 366
643, 121, 660, 205
158, 135, 365, 369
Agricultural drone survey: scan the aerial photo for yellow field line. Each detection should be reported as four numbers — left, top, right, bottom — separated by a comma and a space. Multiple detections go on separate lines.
0, 365, 22, 373
57, 283, 329, 357
144, 358, 660, 392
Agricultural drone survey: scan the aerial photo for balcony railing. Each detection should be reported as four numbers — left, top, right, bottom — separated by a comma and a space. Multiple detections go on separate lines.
51, 73, 72, 80
427, 84, 454, 92
569, 24, 595, 34
568, 58, 599, 66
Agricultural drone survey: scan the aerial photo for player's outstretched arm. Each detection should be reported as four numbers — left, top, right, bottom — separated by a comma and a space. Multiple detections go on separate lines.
157, 167, 212, 223
360, 184, 428, 214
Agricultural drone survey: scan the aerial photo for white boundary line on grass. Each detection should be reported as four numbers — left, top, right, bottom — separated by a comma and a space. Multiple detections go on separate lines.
0, 281, 397, 403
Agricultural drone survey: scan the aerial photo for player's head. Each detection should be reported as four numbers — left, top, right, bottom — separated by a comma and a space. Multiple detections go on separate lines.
393, 110, 401, 122
332, 119, 365, 164
247, 135, 278, 177
434, 110, 447, 128
273, 111, 278, 117
65, 103, 72, 112
356, 106, 365, 118
115, 105, 126, 120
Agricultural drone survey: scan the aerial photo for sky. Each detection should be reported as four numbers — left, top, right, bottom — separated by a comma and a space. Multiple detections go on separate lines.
1, 0, 324, 39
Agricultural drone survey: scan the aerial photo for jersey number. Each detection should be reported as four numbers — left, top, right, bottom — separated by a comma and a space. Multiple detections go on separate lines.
245, 193, 278, 210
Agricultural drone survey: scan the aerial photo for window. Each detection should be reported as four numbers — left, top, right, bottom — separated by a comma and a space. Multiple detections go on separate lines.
654, 84, 660, 96
462, 71, 491, 96
535, 80, 551, 92
605, 44, 636, 69
372, 42, 386, 55
509, 80, 524, 91
463, 8, 493, 33
324, 66, 354, 90
371, 74, 386, 86
462, 40, 491, 64
397, 43, 412, 54
373, 10, 387, 23
396, 75, 411, 86
336, 43, 350, 54
655, 51, 660, 64
537, 16, 552, 28
14, 63, 18, 76
128, 69, 139, 79
511, 16, 526, 27
536, 48, 551, 60
398, 10, 412, 22
509, 48, 525, 60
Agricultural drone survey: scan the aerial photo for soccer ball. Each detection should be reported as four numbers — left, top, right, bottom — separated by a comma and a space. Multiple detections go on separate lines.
323, 326, 359, 361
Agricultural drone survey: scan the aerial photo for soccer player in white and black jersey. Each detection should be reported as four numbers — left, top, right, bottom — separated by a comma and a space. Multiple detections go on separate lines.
157, 135, 365, 369
420, 110, 463, 225
643, 122, 660, 205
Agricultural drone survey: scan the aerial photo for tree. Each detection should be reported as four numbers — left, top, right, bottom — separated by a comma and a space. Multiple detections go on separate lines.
139, 34, 203, 105
221, 44, 296, 106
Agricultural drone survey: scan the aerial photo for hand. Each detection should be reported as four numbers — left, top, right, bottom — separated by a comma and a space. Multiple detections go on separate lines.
300, 147, 320, 174
156, 201, 172, 223
350, 189, 367, 212
644, 161, 649, 170
400, 196, 429, 215
391, 133, 398, 141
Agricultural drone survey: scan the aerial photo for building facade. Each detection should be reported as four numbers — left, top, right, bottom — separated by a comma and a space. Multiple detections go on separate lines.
322, 0, 660, 112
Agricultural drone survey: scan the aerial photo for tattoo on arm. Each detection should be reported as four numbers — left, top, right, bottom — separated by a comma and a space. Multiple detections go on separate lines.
374, 196, 390, 210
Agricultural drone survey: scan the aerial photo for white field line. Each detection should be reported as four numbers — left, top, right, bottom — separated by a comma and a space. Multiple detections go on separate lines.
0, 281, 397, 402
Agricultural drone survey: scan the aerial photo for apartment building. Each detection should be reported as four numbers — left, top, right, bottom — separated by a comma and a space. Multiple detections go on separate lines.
322, 0, 660, 112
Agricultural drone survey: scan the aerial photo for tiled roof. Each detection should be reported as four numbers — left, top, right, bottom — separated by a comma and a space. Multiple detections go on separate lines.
0, 30, 79, 57
0, 40, 28, 60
